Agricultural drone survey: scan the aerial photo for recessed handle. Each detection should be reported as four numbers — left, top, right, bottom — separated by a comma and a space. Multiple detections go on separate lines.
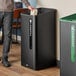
29, 19, 32, 49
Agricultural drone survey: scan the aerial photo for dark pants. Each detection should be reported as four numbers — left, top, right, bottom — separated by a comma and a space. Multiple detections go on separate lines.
0, 12, 13, 58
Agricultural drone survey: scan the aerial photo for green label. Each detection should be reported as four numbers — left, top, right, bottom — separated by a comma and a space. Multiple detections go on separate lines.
71, 25, 75, 63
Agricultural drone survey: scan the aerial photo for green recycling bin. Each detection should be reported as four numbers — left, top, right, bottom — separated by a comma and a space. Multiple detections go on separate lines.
60, 14, 76, 76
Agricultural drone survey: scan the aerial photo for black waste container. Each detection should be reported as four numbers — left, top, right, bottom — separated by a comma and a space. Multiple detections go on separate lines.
21, 8, 57, 70
60, 13, 76, 76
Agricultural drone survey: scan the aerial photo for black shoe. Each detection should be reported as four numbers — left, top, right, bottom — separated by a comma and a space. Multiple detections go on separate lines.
2, 57, 11, 67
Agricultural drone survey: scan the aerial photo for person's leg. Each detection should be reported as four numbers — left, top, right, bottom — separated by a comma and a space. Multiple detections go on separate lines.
2, 12, 13, 67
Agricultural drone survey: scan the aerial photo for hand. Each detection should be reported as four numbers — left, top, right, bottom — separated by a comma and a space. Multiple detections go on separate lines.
27, 6, 34, 11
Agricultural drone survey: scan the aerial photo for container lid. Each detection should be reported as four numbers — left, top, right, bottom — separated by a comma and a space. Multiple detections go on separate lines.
60, 13, 76, 22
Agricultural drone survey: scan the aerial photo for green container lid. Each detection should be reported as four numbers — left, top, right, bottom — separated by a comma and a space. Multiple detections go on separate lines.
60, 13, 76, 22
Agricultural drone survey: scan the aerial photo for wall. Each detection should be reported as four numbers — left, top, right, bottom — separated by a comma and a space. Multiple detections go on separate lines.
37, 0, 76, 61
23, 0, 37, 8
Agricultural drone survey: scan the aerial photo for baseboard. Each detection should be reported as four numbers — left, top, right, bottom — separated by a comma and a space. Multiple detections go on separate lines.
12, 35, 21, 43
0, 31, 2, 40
12, 35, 21, 41
57, 60, 60, 68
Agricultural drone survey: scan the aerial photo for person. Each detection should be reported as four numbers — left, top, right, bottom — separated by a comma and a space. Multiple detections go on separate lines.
0, 0, 34, 67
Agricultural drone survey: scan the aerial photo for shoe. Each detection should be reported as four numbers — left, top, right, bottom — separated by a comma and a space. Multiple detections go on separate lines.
2, 57, 11, 67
